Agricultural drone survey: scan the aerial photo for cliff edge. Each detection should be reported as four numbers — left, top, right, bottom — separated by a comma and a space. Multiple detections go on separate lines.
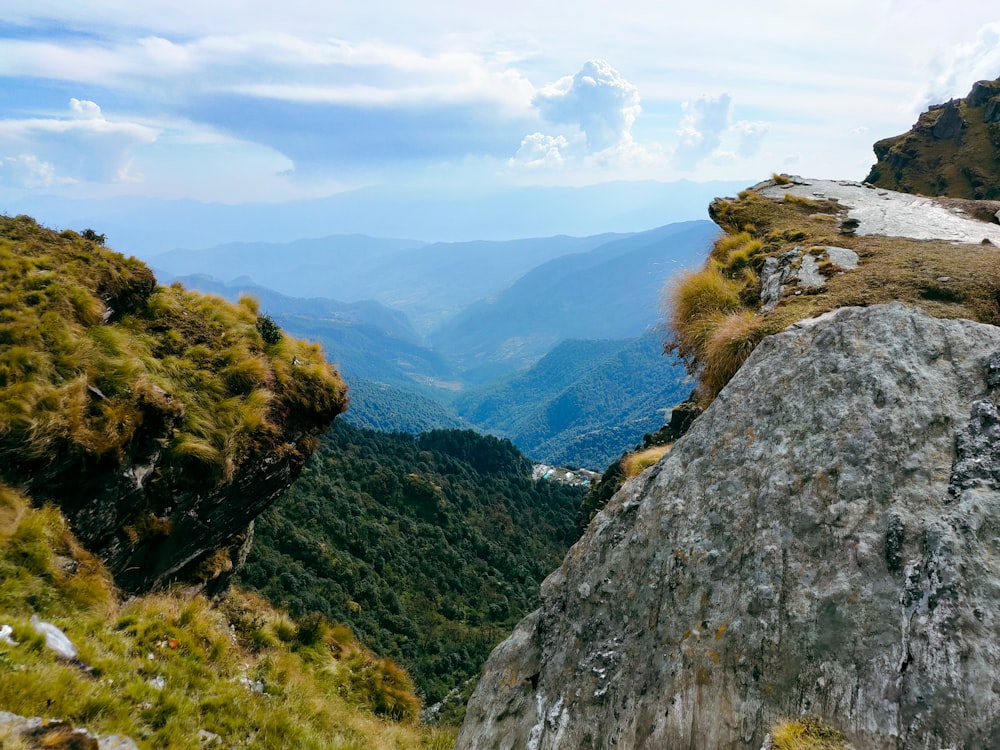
458, 302, 1000, 748
0, 215, 347, 594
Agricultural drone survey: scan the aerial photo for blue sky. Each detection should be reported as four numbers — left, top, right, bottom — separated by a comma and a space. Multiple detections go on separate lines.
1, 1, 999, 205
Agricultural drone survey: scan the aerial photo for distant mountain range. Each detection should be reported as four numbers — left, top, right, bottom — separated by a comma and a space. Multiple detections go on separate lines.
158, 219, 718, 469
7, 179, 745, 256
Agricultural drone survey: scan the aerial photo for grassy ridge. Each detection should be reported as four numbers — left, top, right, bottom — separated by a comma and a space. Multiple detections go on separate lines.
0, 215, 346, 488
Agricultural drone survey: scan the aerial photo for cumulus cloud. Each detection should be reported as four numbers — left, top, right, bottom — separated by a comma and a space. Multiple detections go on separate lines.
533, 60, 640, 150
919, 22, 1000, 107
0, 154, 68, 188
0, 99, 158, 186
674, 94, 732, 168
732, 119, 768, 157
509, 132, 575, 169
673, 94, 769, 169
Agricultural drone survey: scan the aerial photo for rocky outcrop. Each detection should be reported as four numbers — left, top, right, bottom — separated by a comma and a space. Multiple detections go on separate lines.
867, 77, 1000, 199
458, 303, 1000, 749
0, 216, 347, 595
757, 177, 1000, 243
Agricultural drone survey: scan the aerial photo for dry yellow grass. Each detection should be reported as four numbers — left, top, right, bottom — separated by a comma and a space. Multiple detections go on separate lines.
621, 445, 672, 478
771, 717, 847, 749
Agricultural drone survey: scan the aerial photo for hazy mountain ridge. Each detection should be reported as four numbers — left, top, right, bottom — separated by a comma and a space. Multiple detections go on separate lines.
162, 222, 713, 467
456, 332, 691, 468
8, 179, 747, 256
427, 221, 717, 381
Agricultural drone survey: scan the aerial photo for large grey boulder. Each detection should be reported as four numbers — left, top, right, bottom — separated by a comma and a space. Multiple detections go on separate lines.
458, 303, 1000, 749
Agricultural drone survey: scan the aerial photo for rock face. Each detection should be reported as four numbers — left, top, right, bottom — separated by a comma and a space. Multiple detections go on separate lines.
0, 216, 347, 595
867, 77, 1000, 199
458, 303, 1000, 749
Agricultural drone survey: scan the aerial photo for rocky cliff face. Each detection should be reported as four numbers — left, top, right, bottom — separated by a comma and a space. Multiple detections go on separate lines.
867, 77, 1000, 199
458, 303, 1000, 749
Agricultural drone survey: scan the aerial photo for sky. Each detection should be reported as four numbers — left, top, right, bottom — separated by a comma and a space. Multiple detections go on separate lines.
1, 1, 999, 207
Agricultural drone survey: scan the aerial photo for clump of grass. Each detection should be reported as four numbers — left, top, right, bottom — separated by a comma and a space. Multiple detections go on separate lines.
700, 310, 775, 398
621, 445, 671, 478
771, 717, 847, 749
0, 492, 449, 748
772, 173, 792, 185
666, 266, 744, 367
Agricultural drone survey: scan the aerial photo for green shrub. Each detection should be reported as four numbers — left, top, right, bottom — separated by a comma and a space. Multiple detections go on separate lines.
255, 313, 282, 345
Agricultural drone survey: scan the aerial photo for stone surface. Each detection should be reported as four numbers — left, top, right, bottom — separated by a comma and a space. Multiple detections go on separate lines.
759, 245, 859, 313
968, 79, 1000, 108
930, 100, 965, 139
458, 303, 1000, 749
758, 178, 1000, 244
823, 245, 859, 270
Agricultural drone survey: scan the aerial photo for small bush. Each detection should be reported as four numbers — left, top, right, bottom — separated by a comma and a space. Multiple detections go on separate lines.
255, 313, 282, 345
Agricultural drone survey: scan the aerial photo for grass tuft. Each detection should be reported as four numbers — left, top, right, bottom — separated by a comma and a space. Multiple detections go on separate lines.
622, 445, 671, 478
771, 717, 847, 749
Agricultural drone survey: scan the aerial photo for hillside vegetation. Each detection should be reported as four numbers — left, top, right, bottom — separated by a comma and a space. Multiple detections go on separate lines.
0, 484, 452, 748
239, 422, 584, 717
0, 215, 345, 487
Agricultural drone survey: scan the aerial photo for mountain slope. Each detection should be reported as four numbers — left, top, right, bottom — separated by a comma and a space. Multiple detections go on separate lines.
456, 332, 691, 469
341, 377, 469, 434
153, 232, 627, 332
866, 76, 1000, 199
427, 221, 718, 381
239, 422, 585, 710
150, 234, 424, 299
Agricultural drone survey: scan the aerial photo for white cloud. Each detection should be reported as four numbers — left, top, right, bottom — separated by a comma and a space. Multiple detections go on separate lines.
0, 99, 159, 185
673, 95, 771, 169
533, 60, 640, 150
674, 94, 732, 168
509, 132, 575, 169
733, 120, 769, 158
0, 154, 70, 188
919, 22, 1000, 108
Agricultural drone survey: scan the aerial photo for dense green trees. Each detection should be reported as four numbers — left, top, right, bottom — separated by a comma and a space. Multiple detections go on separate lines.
239, 422, 583, 713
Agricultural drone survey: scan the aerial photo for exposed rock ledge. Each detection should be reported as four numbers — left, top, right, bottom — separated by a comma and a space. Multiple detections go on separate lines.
458, 303, 1000, 749
757, 177, 1000, 244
